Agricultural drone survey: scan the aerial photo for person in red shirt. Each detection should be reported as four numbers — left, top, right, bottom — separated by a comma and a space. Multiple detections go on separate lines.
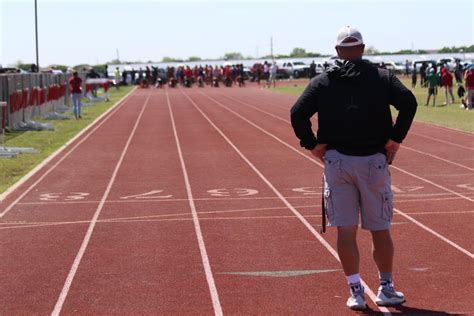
183, 66, 193, 87
69, 72, 83, 119
441, 68, 455, 105
464, 67, 474, 110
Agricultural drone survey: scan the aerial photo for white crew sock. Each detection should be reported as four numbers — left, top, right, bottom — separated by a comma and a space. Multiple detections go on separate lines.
347, 273, 361, 285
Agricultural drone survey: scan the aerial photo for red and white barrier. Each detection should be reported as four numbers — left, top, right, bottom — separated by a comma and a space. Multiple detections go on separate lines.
1, 102, 6, 134
24, 87, 39, 122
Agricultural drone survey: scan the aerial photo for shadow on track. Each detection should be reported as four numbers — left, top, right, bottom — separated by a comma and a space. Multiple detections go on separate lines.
353, 304, 464, 315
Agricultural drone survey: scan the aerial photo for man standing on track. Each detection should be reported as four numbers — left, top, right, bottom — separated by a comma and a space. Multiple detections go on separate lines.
290, 26, 417, 310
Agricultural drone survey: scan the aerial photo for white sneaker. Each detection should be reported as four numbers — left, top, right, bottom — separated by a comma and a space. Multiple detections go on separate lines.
376, 283, 405, 306
346, 284, 367, 310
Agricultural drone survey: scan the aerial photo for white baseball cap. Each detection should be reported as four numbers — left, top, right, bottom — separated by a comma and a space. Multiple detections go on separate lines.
336, 26, 364, 47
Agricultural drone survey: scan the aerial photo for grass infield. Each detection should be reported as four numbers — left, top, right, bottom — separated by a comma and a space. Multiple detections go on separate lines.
271, 77, 473, 133
0, 86, 134, 194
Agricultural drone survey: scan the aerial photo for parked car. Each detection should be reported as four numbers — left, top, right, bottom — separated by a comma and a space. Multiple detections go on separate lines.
437, 57, 461, 71
381, 61, 405, 74
412, 59, 437, 72
0, 67, 23, 74
277, 61, 309, 78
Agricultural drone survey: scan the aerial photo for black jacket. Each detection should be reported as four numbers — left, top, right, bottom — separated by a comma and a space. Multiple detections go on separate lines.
290, 59, 417, 156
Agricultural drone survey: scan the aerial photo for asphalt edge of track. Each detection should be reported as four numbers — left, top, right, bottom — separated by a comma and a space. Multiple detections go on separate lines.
0, 87, 137, 203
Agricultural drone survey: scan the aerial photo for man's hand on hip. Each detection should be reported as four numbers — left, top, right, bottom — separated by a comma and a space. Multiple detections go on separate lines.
384, 139, 400, 164
310, 144, 327, 163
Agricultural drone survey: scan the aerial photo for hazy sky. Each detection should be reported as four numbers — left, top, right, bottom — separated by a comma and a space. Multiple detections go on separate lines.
1, 0, 473, 67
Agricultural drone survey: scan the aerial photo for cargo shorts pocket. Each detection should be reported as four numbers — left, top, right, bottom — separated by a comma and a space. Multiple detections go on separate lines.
325, 159, 343, 185
381, 192, 393, 221
369, 160, 388, 188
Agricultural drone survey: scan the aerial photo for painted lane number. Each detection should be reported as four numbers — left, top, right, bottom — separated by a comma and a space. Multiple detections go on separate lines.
120, 190, 172, 200
39, 192, 90, 202
292, 187, 319, 195
207, 188, 259, 197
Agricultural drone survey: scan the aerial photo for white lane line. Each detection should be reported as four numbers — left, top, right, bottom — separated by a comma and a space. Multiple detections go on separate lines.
218, 92, 474, 171
394, 208, 474, 258
407, 131, 473, 151
1, 208, 472, 230
390, 165, 474, 202
198, 91, 474, 259
2, 210, 471, 231
166, 90, 222, 316
0, 88, 137, 218
208, 91, 474, 203
181, 89, 391, 315
415, 120, 474, 136
51, 94, 151, 316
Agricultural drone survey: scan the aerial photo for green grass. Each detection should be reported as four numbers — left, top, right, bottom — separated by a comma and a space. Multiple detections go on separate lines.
0, 86, 134, 194
272, 78, 473, 132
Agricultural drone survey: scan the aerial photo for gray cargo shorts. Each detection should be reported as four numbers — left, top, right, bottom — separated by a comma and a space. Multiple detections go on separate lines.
323, 149, 393, 231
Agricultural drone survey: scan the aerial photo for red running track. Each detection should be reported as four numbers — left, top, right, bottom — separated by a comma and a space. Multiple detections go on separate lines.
0, 86, 472, 315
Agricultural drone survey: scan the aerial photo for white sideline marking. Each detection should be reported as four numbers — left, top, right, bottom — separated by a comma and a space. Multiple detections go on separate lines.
390, 165, 474, 202
3, 211, 471, 232
166, 91, 222, 316
408, 131, 473, 151
0, 88, 137, 218
51, 94, 150, 316
394, 208, 474, 259
199, 91, 474, 259
182, 90, 391, 314
220, 92, 474, 171
415, 120, 474, 136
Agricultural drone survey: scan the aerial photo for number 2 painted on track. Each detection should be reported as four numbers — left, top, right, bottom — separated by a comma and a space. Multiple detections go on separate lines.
120, 190, 172, 200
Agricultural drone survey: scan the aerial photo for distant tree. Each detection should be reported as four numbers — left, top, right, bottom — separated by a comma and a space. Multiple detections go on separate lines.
364, 46, 380, 55
305, 52, 322, 57
290, 48, 307, 58
438, 45, 474, 53
16, 61, 33, 71
162, 56, 183, 62
73, 64, 92, 72
223, 52, 244, 60
187, 56, 202, 62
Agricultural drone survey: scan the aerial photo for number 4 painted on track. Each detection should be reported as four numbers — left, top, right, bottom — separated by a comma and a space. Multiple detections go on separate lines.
120, 190, 172, 200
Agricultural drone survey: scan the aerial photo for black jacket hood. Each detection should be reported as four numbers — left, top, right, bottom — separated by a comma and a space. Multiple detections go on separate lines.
327, 59, 375, 83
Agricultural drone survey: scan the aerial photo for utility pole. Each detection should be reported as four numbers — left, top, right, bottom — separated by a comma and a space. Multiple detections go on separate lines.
34, 0, 39, 71
116, 48, 120, 62
270, 37, 274, 61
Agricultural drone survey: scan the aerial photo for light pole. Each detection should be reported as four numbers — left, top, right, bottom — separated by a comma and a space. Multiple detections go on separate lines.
35, 0, 39, 71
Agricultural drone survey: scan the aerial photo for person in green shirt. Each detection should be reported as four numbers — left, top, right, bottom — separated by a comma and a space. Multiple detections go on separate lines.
425, 69, 440, 106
